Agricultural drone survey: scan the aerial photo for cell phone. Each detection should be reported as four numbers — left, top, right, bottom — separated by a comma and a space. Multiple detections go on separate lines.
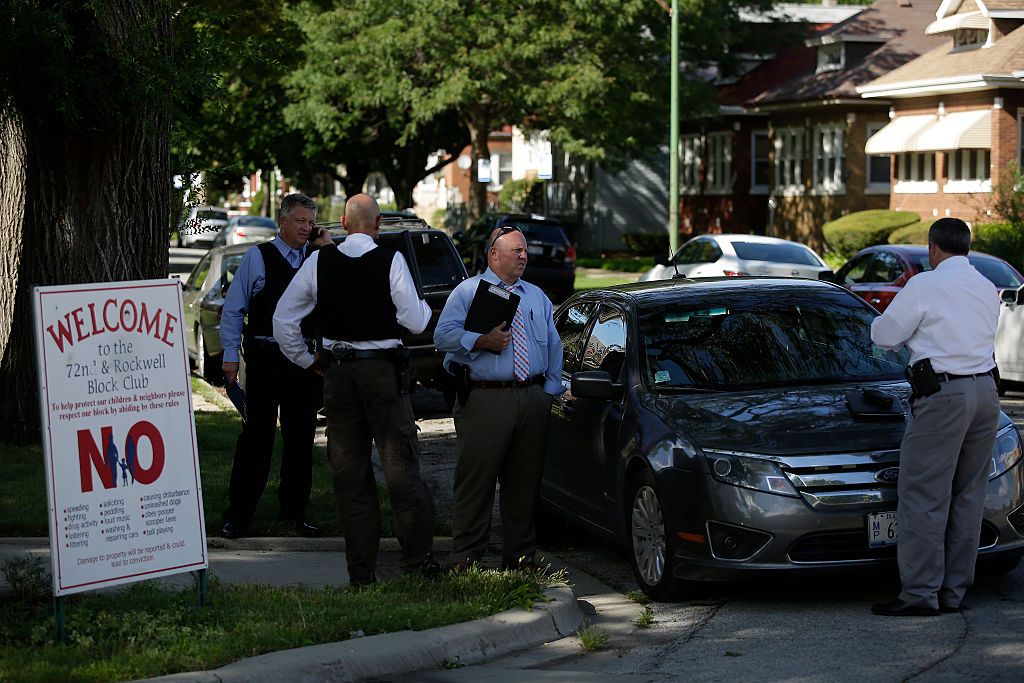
308, 225, 323, 245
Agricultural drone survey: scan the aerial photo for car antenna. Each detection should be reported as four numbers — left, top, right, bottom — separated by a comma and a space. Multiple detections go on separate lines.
669, 250, 682, 279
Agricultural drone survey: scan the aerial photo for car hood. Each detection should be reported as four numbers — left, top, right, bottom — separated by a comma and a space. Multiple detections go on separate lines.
651, 381, 914, 455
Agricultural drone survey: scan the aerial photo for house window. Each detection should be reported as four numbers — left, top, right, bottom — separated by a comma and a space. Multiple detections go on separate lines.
954, 28, 987, 49
487, 151, 513, 190
866, 123, 891, 193
751, 131, 769, 194
813, 125, 845, 193
945, 149, 992, 193
894, 152, 937, 193
816, 43, 844, 73
774, 128, 804, 193
706, 133, 732, 193
681, 135, 702, 192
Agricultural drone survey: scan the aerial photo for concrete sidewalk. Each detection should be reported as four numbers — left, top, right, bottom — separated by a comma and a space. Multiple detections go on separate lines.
0, 537, 594, 682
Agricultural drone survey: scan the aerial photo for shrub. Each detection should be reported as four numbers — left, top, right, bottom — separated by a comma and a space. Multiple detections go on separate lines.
972, 222, 1024, 269
822, 210, 920, 258
498, 178, 535, 212
888, 221, 931, 245
623, 232, 670, 256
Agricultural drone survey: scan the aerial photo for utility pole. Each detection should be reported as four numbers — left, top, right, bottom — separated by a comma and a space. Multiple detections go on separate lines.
668, 0, 680, 256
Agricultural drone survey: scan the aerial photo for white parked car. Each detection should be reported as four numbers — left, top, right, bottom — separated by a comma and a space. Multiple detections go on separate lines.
212, 215, 279, 247
638, 234, 831, 282
176, 205, 229, 248
995, 284, 1024, 391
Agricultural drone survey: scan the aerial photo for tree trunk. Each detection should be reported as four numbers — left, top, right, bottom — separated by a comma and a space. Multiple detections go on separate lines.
335, 159, 370, 201
468, 110, 492, 220
0, 104, 170, 443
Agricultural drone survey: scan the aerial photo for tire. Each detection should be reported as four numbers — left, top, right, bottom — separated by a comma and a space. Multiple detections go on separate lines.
196, 325, 223, 385
626, 468, 685, 601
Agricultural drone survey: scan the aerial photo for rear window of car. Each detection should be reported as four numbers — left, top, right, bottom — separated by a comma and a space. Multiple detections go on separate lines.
371, 231, 465, 291
501, 221, 567, 244
915, 256, 1023, 289
236, 216, 276, 229
731, 241, 822, 267
196, 209, 227, 220
639, 288, 907, 390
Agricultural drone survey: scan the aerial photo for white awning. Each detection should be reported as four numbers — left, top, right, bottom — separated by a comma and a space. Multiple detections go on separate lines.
926, 11, 989, 35
864, 115, 936, 155
915, 110, 992, 151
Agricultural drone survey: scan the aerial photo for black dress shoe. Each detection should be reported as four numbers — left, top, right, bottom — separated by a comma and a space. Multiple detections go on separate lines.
294, 521, 322, 538
407, 555, 443, 579
940, 601, 968, 613
221, 521, 247, 540
349, 573, 377, 588
871, 598, 939, 617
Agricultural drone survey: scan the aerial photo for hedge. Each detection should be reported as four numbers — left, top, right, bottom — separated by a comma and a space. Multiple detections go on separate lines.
822, 210, 920, 258
888, 221, 931, 245
623, 232, 670, 256
972, 222, 1024, 269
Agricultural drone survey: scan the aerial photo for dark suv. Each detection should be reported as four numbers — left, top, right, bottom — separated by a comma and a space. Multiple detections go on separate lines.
330, 216, 468, 399
454, 213, 576, 302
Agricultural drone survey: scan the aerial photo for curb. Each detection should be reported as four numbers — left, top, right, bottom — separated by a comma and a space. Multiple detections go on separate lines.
136, 583, 582, 683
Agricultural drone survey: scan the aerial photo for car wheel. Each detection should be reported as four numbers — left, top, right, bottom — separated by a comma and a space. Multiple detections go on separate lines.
627, 469, 685, 601
196, 325, 223, 385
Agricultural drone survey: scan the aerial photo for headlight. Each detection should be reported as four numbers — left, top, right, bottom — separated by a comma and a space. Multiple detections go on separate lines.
991, 425, 1023, 480
702, 450, 799, 498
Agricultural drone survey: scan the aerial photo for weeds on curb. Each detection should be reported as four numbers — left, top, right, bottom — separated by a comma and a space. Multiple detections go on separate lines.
577, 622, 609, 652
635, 606, 655, 628
625, 590, 650, 605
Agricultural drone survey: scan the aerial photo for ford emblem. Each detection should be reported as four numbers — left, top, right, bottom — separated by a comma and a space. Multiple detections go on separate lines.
875, 467, 899, 483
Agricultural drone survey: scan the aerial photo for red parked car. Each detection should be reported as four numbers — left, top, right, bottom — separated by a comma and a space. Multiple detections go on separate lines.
835, 245, 1023, 312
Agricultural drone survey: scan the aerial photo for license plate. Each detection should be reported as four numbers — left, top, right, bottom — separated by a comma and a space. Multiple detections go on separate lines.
868, 511, 898, 548
527, 245, 544, 255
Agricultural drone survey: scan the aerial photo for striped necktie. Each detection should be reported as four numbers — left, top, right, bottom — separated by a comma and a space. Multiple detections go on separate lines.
501, 282, 529, 381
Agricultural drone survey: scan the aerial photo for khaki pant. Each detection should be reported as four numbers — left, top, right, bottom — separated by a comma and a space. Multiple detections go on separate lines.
323, 359, 434, 582
451, 384, 552, 568
897, 374, 1000, 609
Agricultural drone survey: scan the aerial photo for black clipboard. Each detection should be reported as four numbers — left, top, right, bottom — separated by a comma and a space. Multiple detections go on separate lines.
226, 380, 247, 423
464, 280, 520, 343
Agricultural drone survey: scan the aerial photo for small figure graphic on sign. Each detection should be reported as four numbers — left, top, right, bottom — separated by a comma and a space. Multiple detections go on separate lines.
119, 458, 130, 487
105, 440, 119, 489
126, 435, 137, 484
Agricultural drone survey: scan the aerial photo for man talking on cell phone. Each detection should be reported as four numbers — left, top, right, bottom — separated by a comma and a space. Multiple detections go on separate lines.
434, 225, 563, 573
219, 192, 332, 540
869, 217, 1000, 617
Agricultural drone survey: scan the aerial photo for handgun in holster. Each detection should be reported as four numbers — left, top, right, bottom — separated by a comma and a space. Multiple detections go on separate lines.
905, 358, 941, 399
450, 362, 472, 407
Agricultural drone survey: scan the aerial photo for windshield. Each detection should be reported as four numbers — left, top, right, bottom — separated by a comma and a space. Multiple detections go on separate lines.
640, 288, 908, 390
501, 221, 567, 244
915, 255, 1023, 289
236, 216, 276, 229
731, 241, 822, 266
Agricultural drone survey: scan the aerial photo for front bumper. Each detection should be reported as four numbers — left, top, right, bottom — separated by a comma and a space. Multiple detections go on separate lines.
656, 461, 1024, 581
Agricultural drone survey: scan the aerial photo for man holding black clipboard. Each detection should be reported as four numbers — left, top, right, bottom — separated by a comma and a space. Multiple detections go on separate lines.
435, 225, 563, 572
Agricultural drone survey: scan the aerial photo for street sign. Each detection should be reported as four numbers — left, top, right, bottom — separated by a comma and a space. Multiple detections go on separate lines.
32, 278, 207, 596
477, 158, 492, 183
539, 153, 553, 180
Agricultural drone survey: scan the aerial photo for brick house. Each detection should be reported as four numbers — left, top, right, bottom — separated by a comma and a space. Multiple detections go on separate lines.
740, 0, 945, 251
858, 0, 1024, 224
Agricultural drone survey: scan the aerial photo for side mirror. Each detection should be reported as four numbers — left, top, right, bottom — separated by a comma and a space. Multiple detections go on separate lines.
654, 255, 671, 267
817, 269, 835, 283
1001, 288, 1019, 306
571, 370, 624, 401
220, 272, 231, 298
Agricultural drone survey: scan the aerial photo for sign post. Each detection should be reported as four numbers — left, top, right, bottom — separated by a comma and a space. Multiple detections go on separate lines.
32, 279, 207, 631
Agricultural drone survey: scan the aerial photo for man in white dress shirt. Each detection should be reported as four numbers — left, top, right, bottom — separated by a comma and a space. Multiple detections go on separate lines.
273, 194, 439, 586
870, 217, 1000, 616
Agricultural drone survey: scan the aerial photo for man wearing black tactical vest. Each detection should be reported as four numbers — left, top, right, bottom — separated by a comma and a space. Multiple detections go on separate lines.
274, 193, 440, 585
219, 193, 332, 540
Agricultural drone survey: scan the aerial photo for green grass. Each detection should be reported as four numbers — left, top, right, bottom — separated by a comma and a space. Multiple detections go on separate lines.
0, 560, 549, 683
635, 605, 655, 628
576, 623, 609, 652
575, 256, 654, 273
574, 273, 638, 291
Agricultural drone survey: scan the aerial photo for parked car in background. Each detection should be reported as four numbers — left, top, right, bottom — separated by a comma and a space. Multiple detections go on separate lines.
182, 243, 250, 382
835, 245, 1023, 313
540, 278, 1024, 600
638, 234, 831, 283
212, 215, 278, 247
454, 213, 576, 302
176, 205, 229, 248
331, 216, 467, 402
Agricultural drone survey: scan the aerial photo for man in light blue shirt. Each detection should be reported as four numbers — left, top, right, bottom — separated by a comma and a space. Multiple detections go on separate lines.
435, 226, 563, 571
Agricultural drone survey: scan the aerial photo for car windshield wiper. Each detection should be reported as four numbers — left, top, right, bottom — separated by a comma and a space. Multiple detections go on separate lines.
654, 384, 727, 393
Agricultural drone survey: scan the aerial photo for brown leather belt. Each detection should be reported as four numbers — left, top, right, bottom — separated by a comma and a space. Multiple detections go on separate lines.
468, 375, 545, 389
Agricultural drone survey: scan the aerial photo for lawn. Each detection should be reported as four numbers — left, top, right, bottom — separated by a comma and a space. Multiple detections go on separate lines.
574, 272, 639, 291
0, 559, 550, 683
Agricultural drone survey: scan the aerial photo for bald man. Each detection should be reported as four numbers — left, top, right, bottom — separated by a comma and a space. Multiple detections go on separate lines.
274, 194, 439, 586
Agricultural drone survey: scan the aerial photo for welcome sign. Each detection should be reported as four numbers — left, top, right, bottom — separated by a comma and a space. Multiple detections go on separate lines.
32, 279, 207, 596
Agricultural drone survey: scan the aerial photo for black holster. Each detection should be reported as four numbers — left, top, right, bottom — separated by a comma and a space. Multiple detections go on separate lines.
396, 347, 412, 395
905, 358, 941, 399
450, 362, 472, 406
